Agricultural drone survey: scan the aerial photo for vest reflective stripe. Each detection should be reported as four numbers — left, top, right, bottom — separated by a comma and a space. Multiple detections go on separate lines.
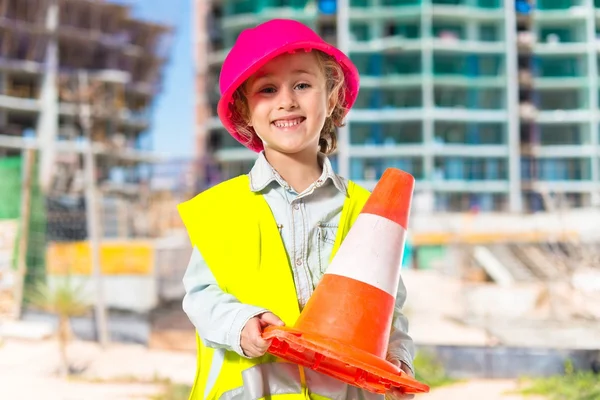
221, 363, 303, 400
205, 347, 226, 398
304, 369, 384, 400
219, 363, 385, 400
178, 175, 371, 400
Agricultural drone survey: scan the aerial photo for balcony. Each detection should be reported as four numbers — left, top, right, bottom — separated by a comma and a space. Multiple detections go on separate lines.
521, 157, 592, 181
349, 37, 413, 54
431, 144, 509, 158
433, 156, 509, 181
532, 145, 595, 157
536, 109, 592, 123
535, 55, 587, 79
349, 3, 422, 20
350, 121, 423, 146
0, 93, 39, 113
223, 0, 316, 29
434, 122, 507, 145
528, 180, 595, 193
539, 124, 590, 146
350, 53, 422, 77
432, 181, 510, 193
535, 0, 587, 20
434, 87, 506, 110
430, 21, 505, 54
433, 76, 506, 87
349, 108, 425, 122
431, 2, 504, 21
432, 108, 508, 122
349, 14, 415, 49
360, 75, 423, 88
431, 39, 505, 54
534, 77, 588, 89
434, 192, 508, 212
432, 0, 502, 8
354, 87, 422, 110
350, 156, 425, 181
534, 43, 587, 55
351, 0, 422, 6
536, 88, 589, 111
432, 54, 506, 78
225, 0, 313, 15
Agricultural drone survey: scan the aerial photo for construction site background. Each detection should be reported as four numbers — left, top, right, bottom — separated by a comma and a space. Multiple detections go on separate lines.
0, 0, 599, 399
2, 148, 600, 399
0, 0, 186, 342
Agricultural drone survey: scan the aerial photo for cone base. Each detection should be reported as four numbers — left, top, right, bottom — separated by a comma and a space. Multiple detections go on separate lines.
263, 326, 430, 395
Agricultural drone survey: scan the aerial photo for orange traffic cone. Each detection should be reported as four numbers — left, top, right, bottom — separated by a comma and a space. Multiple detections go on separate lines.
263, 168, 430, 395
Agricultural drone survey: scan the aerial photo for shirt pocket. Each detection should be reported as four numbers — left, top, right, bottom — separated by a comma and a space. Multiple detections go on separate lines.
317, 222, 338, 274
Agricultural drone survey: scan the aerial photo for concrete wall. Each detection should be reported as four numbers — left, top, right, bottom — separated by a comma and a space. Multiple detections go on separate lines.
47, 275, 158, 314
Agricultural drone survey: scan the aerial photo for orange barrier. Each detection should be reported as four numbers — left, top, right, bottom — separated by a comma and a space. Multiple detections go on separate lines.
264, 168, 430, 395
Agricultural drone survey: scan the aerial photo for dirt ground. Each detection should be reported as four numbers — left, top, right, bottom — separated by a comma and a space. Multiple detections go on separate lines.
0, 337, 544, 400
419, 380, 544, 400
0, 338, 194, 400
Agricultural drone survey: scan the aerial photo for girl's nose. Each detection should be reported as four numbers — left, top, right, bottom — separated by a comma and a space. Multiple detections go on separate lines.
278, 87, 298, 110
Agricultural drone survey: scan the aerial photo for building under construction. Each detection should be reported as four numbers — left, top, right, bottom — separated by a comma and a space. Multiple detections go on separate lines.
0, 0, 169, 185
187, 0, 600, 284
0, 0, 171, 236
194, 0, 600, 215
0, 0, 172, 320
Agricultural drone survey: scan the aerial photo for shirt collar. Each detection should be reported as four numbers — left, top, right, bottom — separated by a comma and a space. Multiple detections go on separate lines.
248, 151, 347, 196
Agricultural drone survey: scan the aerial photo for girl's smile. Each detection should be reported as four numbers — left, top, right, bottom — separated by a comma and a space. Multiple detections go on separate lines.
245, 51, 335, 157
271, 116, 306, 130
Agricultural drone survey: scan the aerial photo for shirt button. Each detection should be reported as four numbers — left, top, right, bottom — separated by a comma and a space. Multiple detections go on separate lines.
295, 259, 302, 266
293, 204, 300, 210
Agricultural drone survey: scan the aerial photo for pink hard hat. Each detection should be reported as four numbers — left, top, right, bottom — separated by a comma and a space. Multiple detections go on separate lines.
217, 19, 360, 153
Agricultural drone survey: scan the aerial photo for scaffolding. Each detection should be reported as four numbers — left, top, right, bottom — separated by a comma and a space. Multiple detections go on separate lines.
0, 0, 171, 194
0, 0, 174, 334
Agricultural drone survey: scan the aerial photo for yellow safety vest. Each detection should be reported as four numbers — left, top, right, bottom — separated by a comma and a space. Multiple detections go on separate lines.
178, 175, 371, 400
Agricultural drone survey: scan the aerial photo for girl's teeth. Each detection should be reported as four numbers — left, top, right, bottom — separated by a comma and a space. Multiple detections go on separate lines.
275, 119, 302, 128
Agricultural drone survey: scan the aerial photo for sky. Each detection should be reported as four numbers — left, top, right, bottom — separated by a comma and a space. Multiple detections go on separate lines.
124, 0, 194, 159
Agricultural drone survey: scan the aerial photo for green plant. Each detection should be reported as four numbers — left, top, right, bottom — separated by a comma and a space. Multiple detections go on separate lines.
29, 277, 90, 377
413, 350, 457, 389
517, 360, 600, 400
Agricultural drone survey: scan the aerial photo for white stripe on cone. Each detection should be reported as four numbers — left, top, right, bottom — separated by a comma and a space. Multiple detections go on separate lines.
326, 213, 407, 297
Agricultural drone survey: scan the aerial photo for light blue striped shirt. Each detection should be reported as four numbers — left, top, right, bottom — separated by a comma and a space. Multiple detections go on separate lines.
182, 152, 415, 374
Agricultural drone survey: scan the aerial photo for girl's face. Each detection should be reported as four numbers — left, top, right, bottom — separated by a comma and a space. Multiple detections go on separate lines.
245, 51, 336, 157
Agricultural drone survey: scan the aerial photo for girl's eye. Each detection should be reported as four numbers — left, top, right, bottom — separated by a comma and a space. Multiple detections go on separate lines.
259, 87, 276, 94
295, 83, 310, 90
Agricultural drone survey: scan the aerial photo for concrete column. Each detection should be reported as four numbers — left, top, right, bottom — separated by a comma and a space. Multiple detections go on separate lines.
504, 0, 523, 212
584, 0, 599, 205
336, 0, 351, 178
421, 0, 435, 209
37, 0, 59, 193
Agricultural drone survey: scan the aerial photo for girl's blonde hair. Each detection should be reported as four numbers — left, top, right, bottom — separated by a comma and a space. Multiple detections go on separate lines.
229, 50, 347, 155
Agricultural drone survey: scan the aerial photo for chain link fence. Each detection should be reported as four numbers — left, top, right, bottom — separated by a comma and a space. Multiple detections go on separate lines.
0, 146, 211, 349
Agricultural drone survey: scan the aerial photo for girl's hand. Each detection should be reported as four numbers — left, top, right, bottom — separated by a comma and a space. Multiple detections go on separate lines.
240, 312, 284, 358
385, 361, 415, 400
